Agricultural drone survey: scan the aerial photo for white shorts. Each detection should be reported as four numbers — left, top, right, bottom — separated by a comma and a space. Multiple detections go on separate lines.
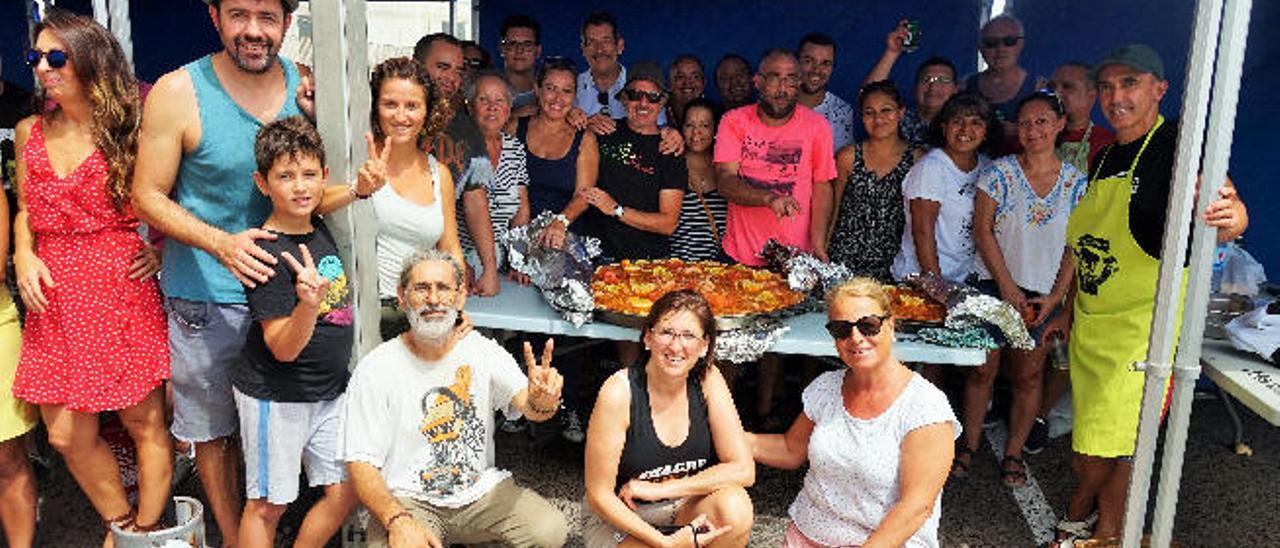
234, 388, 347, 505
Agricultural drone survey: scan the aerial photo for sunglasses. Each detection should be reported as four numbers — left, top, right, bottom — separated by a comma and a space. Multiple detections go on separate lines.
25, 48, 68, 69
825, 314, 891, 340
980, 35, 1023, 49
621, 88, 666, 104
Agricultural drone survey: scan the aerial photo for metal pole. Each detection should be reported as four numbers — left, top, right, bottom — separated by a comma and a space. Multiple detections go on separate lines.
1149, 0, 1253, 546
1121, 0, 1223, 545
91, 0, 107, 27
108, 0, 134, 69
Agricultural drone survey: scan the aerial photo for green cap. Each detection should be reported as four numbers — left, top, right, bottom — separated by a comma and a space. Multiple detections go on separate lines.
1093, 44, 1165, 81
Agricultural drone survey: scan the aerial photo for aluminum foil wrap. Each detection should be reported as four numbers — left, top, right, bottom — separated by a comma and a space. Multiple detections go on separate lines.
714, 318, 790, 364
918, 325, 1000, 349
903, 273, 1033, 350
760, 239, 853, 297
503, 211, 601, 326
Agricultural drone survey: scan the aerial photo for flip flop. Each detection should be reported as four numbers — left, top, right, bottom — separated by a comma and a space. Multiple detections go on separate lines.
1001, 454, 1028, 487
950, 444, 975, 479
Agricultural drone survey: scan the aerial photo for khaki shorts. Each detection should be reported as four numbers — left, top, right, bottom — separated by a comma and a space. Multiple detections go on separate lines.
581, 496, 684, 548
366, 478, 567, 548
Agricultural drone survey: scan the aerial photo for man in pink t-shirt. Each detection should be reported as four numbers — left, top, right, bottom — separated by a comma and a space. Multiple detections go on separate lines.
714, 48, 837, 266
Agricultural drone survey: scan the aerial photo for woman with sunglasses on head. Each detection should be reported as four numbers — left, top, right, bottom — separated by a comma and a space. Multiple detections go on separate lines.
751, 278, 958, 548
827, 80, 922, 282
365, 57, 465, 341
11, 10, 171, 539
510, 56, 599, 251
961, 91, 1087, 485
669, 99, 728, 263
583, 290, 754, 548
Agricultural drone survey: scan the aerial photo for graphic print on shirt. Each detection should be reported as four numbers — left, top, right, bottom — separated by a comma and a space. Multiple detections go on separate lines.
738, 135, 802, 195
600, 141, 655, 175
316, 254, 353, 326
416, 365, 485, 498
636, 458, 709, 483
1076, 234, 1119, 295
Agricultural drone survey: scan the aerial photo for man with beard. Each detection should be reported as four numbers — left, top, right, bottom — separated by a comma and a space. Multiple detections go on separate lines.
133, 0, 373, 542
715, 54, 754, 110
344, 250, 568, 548
796, 33, 853, 152
413, 33, 502, 297
1042, 44, 1247, 546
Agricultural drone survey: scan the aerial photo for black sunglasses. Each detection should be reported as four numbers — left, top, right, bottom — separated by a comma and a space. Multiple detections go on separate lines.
621, 88, 666, 104
26, 48, 68, 69
980, 35, 1023, 49
825, 314, 891, 340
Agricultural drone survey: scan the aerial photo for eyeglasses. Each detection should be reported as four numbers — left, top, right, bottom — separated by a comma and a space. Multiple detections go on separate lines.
463, 58, 483, 69
980, 35, 1023, 49
407, 281, 459, 300
621, 88, 666, 104
921, 75, 955, 86
500, 39, 537, 53
653, 328, 703, 345
25, 48, 68, 69
825, 314, 891, 340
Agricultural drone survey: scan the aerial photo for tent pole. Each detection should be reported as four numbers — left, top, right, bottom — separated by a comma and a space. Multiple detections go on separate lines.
1121, 0, 1223, 546
1149, 0, 1252, 546
108, 0, 134, 69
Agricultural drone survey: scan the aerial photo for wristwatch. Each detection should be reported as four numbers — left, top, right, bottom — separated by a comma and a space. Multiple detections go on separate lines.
612, 204, 625, 219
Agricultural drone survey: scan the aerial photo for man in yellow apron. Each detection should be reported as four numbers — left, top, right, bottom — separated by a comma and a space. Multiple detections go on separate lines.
1047, 44, 1249, 546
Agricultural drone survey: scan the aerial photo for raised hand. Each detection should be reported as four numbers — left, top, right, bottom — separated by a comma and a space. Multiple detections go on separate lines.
215, 228, 279, 288
522, 340, 564, 413
281, 244, 329, 310
886, 19, 910, 54
355, 132, 392, 198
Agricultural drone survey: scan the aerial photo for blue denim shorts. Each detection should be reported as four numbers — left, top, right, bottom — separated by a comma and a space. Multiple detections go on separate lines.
167, 298, 251, 442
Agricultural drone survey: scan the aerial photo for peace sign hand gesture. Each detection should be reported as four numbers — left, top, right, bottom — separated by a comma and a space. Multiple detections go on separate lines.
281, 244, 329, 310
522, 340, 564, 417
355, 132, 391, 198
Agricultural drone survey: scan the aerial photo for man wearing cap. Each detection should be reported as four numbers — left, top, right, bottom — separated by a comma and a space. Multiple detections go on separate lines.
1043, 44, 1247, 546
132, 0, 375, 543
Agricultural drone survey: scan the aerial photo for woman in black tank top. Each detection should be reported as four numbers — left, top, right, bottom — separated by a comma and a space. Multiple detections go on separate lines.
583, 290, 754, 547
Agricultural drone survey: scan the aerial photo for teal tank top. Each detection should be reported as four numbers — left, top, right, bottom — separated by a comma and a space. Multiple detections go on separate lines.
162, 54, 301, 303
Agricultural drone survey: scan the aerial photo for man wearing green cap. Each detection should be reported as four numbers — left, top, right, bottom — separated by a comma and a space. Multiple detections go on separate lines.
1043, 43, 1248, 546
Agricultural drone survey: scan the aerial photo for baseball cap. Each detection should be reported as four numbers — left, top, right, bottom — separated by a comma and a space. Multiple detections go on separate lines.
202, 0, 299, 13
623, 61, 667, 93
1093, 44, 1165, 81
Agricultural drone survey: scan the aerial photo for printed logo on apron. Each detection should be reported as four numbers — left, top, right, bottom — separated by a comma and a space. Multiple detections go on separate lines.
1076, 233, 1120, 295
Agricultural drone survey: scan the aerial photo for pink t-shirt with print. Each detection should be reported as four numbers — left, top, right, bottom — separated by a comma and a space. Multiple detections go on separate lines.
714, 105, 836, 265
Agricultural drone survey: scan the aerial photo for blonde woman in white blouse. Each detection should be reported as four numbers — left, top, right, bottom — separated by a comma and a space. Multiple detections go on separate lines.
749, 278, 959, 548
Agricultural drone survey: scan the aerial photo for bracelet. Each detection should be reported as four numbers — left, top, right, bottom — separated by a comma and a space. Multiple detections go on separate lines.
689, 524, 700, 548
550, 214, 570, 227
348, 184, 371, 200
385, 510, 413, 530
528, 397, 562, 416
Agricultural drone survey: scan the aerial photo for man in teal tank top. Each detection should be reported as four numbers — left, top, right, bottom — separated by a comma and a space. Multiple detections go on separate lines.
130, 1, 347, 544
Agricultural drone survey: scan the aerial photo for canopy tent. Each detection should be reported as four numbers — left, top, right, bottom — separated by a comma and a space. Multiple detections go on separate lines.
3, 1, 1275, 546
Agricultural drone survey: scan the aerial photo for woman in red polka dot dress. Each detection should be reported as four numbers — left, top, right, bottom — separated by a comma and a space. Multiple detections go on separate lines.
11, 10, 172, 537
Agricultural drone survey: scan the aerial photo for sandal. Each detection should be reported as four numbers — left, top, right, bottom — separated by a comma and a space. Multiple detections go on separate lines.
1050, 511, 1098, 547
950, 444, 975, 479
1001, 455, 1028, 487
102, 509, 136, 533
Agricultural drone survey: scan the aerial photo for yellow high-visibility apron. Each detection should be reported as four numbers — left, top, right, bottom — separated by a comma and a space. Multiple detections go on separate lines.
1065, 116, 1178, 458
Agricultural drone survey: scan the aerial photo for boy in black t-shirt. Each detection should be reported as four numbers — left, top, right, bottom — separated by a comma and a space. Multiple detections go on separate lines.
234, 116, 356, 545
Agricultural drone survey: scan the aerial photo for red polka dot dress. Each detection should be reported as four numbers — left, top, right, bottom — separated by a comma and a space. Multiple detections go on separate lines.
12, 118, 169, 413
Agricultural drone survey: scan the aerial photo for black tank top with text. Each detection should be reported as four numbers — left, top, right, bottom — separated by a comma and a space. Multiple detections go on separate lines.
615, 366, 718, 493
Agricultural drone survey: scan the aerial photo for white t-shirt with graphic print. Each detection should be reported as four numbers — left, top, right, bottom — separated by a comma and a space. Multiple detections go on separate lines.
789, 371, 960, 548
342, 332, 526, 508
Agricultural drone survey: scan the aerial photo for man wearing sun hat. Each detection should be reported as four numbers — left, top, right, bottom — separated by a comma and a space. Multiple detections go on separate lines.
1044, 43, 1249, 546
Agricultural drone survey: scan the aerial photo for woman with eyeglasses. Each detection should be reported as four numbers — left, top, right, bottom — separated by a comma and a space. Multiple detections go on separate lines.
511, 56, 598, 250
583, 290, 754, 548
968, 14, 1038, 154
961, 91, 1087, 485
365, 57, 465, 341
827, 80, 922, 282
750, 278, 958, 548
11, 10, 170, 538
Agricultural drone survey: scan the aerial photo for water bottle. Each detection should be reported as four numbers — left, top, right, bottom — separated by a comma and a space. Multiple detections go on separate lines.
1046, 332, 1069, 370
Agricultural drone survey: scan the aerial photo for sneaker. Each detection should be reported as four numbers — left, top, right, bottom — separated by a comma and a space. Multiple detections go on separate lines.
500, 417, 527, 433
561, 410, 585, 443
1024, 417, 1050, 455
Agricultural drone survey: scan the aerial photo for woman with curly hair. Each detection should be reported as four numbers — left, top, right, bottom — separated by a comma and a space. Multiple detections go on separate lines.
364, 57, 465, 340
11, 9, 170, 538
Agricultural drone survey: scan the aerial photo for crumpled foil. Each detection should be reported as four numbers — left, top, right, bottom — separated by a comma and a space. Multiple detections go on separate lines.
503, 211, 601, 326
904, 273, 1034, 351
760, 239, 853, 298
918, 325, 1000, 349
714, 318, 790, 363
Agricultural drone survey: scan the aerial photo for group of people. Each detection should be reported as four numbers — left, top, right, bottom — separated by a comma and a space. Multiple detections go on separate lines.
0, 0, 1253, 547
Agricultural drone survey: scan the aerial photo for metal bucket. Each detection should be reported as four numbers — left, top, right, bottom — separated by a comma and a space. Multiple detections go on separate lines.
110, 496, 206, 548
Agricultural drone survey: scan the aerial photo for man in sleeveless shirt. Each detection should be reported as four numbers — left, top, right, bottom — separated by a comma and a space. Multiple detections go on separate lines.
1042, 44, 1247, 545
132, 0, 379, 542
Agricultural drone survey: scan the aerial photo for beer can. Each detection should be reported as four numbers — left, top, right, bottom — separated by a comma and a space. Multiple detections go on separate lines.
903, 20, 922, 53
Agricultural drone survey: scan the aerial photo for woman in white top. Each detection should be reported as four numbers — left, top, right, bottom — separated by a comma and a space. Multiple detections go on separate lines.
890, 93, 1000, 283
362, 57, 464, 340
751, 278, 959, 548
961, 91, 1087, 485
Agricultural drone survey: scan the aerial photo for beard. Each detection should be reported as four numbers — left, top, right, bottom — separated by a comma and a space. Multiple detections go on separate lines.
759, 95, 798, 119
406, 304, 459, 346
228, 36, 279, 74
